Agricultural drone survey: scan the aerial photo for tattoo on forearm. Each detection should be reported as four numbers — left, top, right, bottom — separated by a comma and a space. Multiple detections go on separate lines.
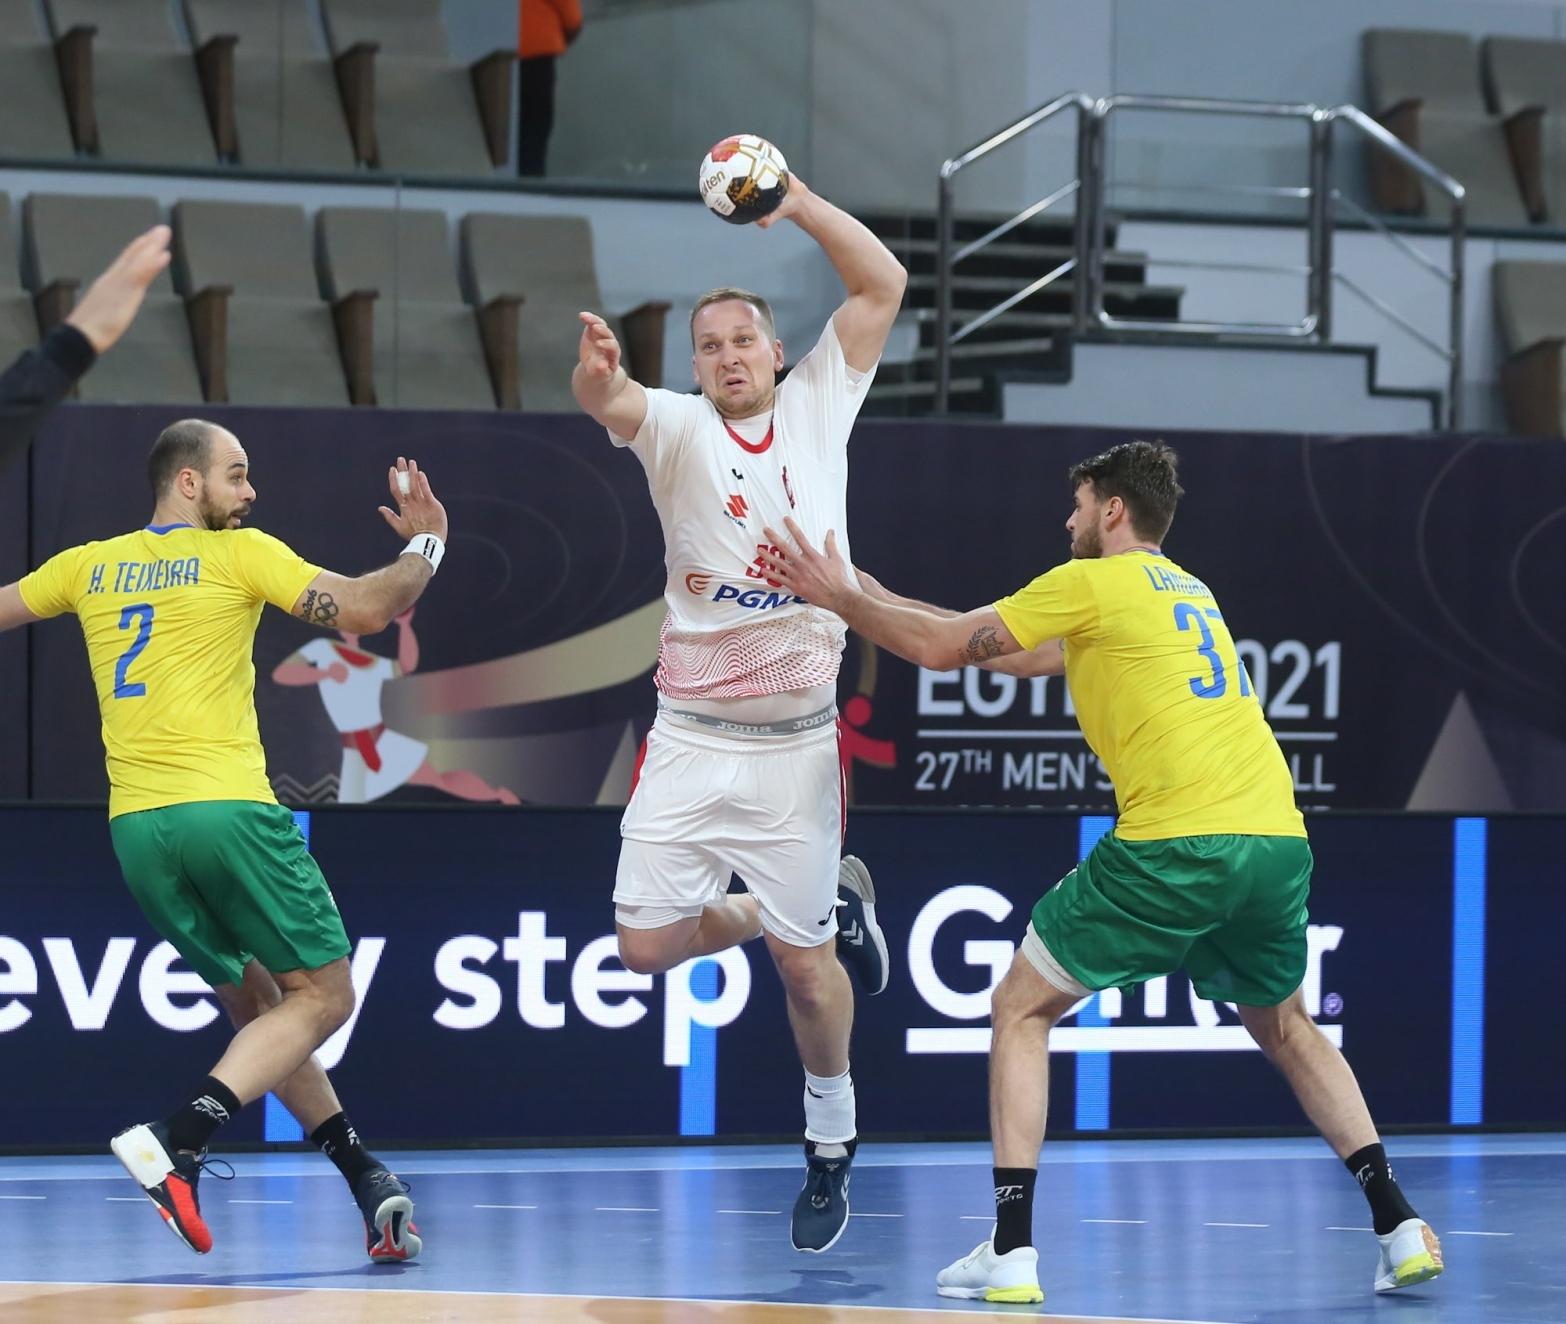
295, 589, 339, 628
960, 626, 1004, 664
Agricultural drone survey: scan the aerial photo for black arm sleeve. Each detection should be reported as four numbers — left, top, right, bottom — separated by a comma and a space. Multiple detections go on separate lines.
0, 324, 97, 475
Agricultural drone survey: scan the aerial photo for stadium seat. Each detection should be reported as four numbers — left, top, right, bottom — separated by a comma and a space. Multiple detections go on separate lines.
45, 0, 218, 167
173, 199, 348, 406
0, 0, 75, 162
1495, 260, 1566, 436
321, 0, 513, 177
0, 197, 40, 371
180, 0, 357, 173
318, 207, 499, 409
460, 213, 669, 412
23, 194, 203, 405
1481, 36, 1566, 225
1362, 29, 1530, 227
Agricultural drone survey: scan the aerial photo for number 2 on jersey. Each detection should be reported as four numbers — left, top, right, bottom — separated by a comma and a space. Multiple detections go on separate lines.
114, 603, 155, 699
1173, 601, 1250, 700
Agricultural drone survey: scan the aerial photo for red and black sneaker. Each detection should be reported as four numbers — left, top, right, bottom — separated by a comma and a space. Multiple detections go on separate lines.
110, 1120, 230, 1254
355, 1166, 421, 1263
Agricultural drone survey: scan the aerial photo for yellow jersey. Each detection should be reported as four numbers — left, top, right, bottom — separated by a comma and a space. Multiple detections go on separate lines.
993, 550, 1304, 840
19, 523, 321, 818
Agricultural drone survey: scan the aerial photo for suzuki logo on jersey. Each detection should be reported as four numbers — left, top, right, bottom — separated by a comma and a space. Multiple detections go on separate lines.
903, 885, 1346, 1055
724, 493, 748, 527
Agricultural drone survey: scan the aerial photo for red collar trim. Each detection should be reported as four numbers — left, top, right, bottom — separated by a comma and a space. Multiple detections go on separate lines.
724, 415, 774, 454
332, 643, 377, 668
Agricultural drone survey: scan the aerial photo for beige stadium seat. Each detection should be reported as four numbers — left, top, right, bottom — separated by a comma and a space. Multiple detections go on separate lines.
1481, 36, 1566, 225
1495, 260, 1566, 436
24, 194, 203, 405
180, 0, 357, 173
460, 212, 668, 412
322, 0, 513, 177
0, 0, 75, 161
0, 196, 41, 370
318, 206, 498, 409
1363, 29, 1530, 227
173, 199, 348, 406
45, 0, 217, 167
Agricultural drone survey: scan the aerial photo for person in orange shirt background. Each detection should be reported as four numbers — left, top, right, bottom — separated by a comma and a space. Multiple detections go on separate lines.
520, 0, 583, 177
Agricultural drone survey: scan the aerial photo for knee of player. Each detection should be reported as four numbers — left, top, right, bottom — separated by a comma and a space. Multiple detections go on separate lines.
775, 946, 836, 1008
616, 932, 670, 977
990, 963, 1033, 1023
319, 980, 356, 1033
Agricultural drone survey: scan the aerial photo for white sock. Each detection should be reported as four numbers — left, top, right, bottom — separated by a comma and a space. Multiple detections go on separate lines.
803, 1067, 856, 1150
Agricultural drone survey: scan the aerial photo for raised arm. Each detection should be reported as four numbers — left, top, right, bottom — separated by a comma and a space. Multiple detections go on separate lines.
289, 458, 447, 636
759, 176, 907, 372
855, 566, 1063, 677
763, 520, 1025, 671
571, 311, 648, 440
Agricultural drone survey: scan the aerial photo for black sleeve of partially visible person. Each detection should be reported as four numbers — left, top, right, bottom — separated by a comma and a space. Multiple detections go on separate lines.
0, 324, 97, 475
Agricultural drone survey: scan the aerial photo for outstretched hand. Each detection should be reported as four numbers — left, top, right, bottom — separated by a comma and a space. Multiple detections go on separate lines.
377, 456, 449, 541
760, 516, 852, 612
66, 224, 172, 354
577, 310, 622, 379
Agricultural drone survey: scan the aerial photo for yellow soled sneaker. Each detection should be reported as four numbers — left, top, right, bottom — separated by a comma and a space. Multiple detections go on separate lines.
1374, 1217, 1445, 1292
936, 1237, 1044, 1304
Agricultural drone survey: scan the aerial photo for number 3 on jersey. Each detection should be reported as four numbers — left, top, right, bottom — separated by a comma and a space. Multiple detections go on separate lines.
114, 603, 155, 699
1173, 601, 1251, 700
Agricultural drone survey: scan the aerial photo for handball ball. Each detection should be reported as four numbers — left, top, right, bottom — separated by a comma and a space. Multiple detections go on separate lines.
699, 135, 790, 225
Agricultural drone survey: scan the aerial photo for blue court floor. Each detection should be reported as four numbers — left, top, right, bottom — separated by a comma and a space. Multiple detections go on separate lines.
0, 1134, 1558, 1322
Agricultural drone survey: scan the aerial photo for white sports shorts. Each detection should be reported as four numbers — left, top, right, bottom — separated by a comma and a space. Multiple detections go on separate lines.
614, 709, 843, 949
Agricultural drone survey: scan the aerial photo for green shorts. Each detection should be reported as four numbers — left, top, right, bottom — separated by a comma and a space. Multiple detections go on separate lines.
109, 801, 351, 988
1030, 832, 1312, 1007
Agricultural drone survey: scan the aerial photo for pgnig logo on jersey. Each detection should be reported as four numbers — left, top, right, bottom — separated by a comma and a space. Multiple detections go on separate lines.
684, 574, 805, 612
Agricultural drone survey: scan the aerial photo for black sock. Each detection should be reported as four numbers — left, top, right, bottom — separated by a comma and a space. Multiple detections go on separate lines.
992, 1167, 1037, 1255
1346, 1142, 1418, 1236
163, 1076, 241, 1154
310, 1112, 381, 1187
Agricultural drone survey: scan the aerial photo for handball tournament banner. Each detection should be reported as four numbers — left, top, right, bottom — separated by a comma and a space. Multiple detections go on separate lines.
0, 804, 1555, 1143
13, 407, 1566, 812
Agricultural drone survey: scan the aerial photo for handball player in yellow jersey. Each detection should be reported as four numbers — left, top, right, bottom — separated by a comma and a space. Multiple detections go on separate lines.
762, 441, 1442, 1305
0, 419, 448, 1262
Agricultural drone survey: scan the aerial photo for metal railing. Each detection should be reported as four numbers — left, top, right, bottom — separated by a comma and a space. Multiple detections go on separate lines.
934, 93, 1467, 428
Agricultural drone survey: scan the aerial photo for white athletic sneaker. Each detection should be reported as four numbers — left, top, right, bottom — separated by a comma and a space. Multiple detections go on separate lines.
1374, 1217, 1445, 1292
935, 1237, 1044, 1304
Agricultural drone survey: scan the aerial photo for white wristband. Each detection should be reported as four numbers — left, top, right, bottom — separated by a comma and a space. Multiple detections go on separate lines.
402, 533, 445, 575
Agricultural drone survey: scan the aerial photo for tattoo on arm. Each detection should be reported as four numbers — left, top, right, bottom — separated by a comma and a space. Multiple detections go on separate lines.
960, 625, 1004, 664
295, 589, 340, 629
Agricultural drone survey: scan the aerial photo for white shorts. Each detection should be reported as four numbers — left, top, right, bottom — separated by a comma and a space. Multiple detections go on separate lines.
614, 711, 843, 949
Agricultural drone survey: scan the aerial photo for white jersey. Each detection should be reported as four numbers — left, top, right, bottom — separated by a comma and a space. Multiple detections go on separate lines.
611, 317, 874, 703
299, 637, 395, 731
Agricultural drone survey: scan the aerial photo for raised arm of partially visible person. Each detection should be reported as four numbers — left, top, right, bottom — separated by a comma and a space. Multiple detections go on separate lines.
758, 175, 907, 372
0, 224, 172, 474
854, 565, 1065, 678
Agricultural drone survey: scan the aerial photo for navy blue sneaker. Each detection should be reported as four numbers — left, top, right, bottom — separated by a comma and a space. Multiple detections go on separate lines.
835, 856, 889, 995
354, 1166, 421, 1262
791, 1141, 854, 1253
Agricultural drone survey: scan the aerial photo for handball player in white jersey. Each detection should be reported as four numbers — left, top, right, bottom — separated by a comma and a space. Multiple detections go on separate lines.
571, 173, 906, 1253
